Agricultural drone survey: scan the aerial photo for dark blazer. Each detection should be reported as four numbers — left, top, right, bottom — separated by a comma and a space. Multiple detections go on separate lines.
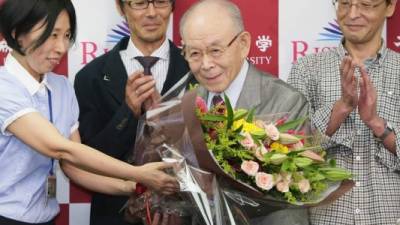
74, 36, 189, 225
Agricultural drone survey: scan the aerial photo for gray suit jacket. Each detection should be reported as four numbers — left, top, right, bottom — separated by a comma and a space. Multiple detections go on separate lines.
197, 64, 310, 225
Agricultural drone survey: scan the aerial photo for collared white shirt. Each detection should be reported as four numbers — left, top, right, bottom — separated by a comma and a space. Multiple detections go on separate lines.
120, 38, 170, 92
207, 61, 249, 109
0, 54, 79, 223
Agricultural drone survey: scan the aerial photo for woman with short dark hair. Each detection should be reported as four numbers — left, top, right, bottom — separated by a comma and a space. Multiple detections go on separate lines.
0, 1, 178, 224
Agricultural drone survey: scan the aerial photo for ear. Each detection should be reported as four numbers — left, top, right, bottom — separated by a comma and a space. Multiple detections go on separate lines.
238, 31, 251, 59
115, 0, 125, 17
386, 0, 397, 17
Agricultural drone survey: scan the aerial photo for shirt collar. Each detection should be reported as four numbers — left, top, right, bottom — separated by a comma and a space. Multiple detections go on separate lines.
208, 61, 249, 109
125, 38, 170, 61
4, 54, 52, 96
337, 38, 388, 67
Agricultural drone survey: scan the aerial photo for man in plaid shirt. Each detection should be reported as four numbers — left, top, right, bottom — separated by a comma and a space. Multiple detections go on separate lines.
288, 0, 400, 224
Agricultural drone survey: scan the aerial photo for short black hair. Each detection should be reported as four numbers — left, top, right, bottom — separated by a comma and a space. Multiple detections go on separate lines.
0, 0, 76, 55
118, 0, 176, 11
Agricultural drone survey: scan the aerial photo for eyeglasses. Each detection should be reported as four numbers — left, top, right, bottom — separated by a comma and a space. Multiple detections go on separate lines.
122, 0, 171, 10
182, 32, 243, 63
332, 0, 387, 13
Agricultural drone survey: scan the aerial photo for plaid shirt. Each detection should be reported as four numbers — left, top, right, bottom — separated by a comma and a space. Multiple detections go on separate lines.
287, 42, 400, 225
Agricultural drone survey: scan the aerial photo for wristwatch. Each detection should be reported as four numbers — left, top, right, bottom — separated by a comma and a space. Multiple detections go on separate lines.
374, 120, 394, 142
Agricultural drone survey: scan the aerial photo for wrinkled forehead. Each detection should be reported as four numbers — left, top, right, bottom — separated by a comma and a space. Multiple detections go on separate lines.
183, 20, 236, 49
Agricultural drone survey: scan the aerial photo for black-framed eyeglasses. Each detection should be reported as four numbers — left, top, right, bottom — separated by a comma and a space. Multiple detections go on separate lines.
182, 31, 243, 63
332, 0, 387, 13
122, 0, 172, 10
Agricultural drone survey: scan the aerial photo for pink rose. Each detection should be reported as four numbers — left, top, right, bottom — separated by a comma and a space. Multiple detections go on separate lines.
298, 179, 311, 193
196, 96, 208, 113
276, 181, 290, 193
241, 160, 259, 176
265, 123, 280, 141
240, 132, 257, 150
255, 172, 274, 191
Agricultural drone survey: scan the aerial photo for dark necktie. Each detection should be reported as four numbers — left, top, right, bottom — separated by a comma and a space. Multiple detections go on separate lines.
135, 56, 160, 75
211, 94, 224, 107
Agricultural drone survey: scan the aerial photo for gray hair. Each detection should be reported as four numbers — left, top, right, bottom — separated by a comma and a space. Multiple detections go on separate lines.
179, 0, 244, 38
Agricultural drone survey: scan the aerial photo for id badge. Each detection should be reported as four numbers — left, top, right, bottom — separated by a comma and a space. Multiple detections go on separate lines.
46, 175, 57, 199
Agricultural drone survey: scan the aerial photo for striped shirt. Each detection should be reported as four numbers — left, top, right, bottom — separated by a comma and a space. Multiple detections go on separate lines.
120, 38, 170, 92
288, 41, 400, 225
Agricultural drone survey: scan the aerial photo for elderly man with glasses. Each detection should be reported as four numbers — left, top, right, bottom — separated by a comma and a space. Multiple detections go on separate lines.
288, 0, 400, 224
73, 0, 189, 225
176, 1, 309, 224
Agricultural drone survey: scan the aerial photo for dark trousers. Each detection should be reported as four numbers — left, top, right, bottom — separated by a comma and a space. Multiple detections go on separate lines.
0, 215, 55, 225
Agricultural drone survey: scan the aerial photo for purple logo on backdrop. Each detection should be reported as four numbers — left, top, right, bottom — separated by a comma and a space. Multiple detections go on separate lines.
106, 21, 130, 43
394, 35, 400, 48
317, 20, 342, 41
291, 20, 341, 63
80, 22, 130, 65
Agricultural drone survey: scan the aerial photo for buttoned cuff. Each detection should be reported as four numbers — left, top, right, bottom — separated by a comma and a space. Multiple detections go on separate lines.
375, 125, 400, 172
311, 102, 354, 149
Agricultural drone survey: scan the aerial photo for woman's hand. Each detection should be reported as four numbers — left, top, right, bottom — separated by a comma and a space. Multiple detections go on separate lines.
136, 162, 179, 195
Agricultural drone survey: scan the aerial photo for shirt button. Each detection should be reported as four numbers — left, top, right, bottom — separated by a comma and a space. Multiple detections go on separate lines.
355, 181, 361, 187
355, 208, 361, 214
356, 129, 362, 135
355, 156, 361, 161
388, 91, 393, 95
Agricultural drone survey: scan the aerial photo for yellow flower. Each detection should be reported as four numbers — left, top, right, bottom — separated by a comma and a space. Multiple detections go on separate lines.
233, 119, 265, 135
233, 119, 245, 130
270, 142, 289, 154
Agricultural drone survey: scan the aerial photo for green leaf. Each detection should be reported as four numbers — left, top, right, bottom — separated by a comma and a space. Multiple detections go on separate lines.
250, 130, 266, 140
246, 108, 256, 122
202, 114, 226, 121
319, 167, 352, 181
277, 117, 307, 132
233, 109, 248, 121
329, 159, 336, 167
293, 157, 313, 168
269, 153, 288, 165
281, 159, 297, 172
224, 94, 234, 129
189, 83, 199, 90
233, 124, 244, 133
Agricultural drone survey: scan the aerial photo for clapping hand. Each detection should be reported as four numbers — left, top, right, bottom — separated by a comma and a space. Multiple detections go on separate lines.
339, 56, 359, 111
125, 71, 157, 118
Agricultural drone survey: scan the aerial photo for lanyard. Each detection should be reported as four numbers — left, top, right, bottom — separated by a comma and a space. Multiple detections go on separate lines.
47, 89, 53, 123
47, 89, 54, 176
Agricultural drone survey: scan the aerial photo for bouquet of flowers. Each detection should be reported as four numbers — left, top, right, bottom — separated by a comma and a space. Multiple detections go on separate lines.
196, 94, 352, 204
127, 90, 355, 224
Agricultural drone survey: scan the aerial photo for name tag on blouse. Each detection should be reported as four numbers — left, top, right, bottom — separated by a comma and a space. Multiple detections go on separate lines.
46, 175, 57, 201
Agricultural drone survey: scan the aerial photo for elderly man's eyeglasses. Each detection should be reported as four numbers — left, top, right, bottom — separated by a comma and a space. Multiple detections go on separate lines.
332, 0, 387, 13
122, 0, 171, 10
182, 32, 243, 63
